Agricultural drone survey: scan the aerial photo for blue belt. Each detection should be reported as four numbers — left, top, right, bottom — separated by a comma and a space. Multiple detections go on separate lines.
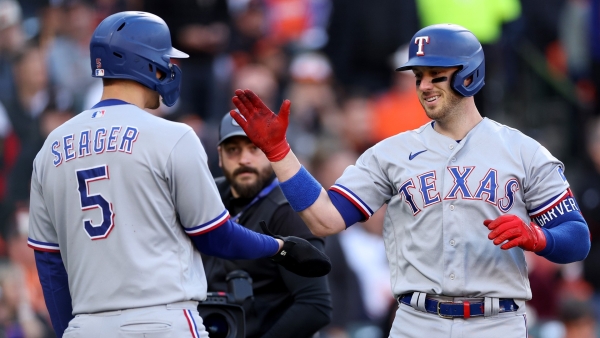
398, 294, 518, 319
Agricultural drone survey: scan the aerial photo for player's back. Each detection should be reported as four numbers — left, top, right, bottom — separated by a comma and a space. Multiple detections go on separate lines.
30, 101, 209, 314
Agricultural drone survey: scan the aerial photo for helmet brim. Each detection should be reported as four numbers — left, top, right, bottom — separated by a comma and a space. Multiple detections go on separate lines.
395, 55, 464, 72
167, 47, 189, 59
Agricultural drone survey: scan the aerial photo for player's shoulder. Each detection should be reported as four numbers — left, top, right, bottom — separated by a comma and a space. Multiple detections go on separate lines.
480, 118, 540, 146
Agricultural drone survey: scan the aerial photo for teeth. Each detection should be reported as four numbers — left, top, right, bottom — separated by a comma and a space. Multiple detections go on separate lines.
425, 96, 439, 102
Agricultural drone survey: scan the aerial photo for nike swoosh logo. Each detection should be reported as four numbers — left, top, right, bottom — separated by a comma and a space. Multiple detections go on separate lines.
409, 150, 427, 160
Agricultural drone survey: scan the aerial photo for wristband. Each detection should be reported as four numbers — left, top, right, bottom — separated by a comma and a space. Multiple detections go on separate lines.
279, 166, 322, 211
266, 139, 291, 162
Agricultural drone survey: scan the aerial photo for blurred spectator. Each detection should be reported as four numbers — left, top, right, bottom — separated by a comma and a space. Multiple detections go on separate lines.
30, 3, 62, 52
520, 0, 567, 52
558, 298, 597, 338
0, 260, 51, 338
233, 63, 279, 109
6, 208, 52, 328
369, 44, 430, 142
228, 0, 266, 55
0, 0, 26, 105
526, 251, 563, 324
93, 0, 143, 20
144, 0, 231, 123
45, 0, 98, 113
0, 101, 18, 203
591, 0, 600, 116
1, 45, 72, 217
324, 0, 420, 94
285, 52, 339, 162
338, 92, 375, 154
573, 116, 600, 324
558, 0, 591, 82
262, 0, 331, 51
0, 207, 55, 337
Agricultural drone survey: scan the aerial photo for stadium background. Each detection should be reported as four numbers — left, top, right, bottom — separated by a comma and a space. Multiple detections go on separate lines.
0, 0, 598, 337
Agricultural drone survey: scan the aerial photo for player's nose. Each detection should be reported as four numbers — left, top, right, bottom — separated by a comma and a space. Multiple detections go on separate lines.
417, 76, 435, 91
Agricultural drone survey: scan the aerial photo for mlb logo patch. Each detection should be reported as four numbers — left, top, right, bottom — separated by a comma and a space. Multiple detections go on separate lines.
95, 69, 105, 76
91, 110, 105, 118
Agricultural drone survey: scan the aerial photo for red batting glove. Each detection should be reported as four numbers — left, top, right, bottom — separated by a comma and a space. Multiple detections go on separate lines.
230, 89, 291, 162
483, 215, 547, 252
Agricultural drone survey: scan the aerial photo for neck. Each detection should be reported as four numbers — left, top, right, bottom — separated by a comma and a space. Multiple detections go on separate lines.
100, 80, 152, 109
433, 98, 483, 140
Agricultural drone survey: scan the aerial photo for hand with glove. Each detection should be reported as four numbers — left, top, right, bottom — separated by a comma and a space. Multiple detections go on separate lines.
230, 89, 291, 162
260, 221, 331, 277
483, 215, 547, 252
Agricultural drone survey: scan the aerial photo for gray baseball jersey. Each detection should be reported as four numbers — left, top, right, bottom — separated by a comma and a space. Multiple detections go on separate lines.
332, 118, 571, 300
28, 102, 229, 314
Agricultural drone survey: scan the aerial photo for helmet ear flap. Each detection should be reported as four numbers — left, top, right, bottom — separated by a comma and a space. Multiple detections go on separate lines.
157, 63, 183, 107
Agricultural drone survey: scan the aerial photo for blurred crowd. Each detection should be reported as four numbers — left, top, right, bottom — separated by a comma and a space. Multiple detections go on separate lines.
0, 0, 599, 337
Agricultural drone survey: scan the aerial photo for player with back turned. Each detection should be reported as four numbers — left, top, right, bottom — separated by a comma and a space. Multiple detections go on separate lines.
26, 11, 330, 338
230, 24, 591, 338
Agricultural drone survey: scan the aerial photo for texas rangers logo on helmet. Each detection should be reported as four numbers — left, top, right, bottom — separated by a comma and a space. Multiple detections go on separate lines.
414, 36, 430, 56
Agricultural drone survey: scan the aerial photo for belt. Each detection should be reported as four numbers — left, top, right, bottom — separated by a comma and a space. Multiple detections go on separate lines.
398, 294, 518, 319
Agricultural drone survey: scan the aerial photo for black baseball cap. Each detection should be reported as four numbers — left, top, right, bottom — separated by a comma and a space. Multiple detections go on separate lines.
218, 111, 247, 145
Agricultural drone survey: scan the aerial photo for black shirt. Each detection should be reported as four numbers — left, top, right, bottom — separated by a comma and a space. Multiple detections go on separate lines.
202, 177, 332, 338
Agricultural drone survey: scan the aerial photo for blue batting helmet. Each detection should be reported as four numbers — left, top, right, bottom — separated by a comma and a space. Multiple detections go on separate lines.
396, 23, 485, 97
90, 11, 189, 107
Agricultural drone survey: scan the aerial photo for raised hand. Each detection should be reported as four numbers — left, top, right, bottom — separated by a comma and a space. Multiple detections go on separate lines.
230, 89, 292, 162
483, 215, 547, 252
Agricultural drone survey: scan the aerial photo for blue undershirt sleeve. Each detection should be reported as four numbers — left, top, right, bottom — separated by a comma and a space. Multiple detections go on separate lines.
535, 210, 590, 263
34, 251, 74, 337
189, 219, 279, 259
327, 190, 366, 228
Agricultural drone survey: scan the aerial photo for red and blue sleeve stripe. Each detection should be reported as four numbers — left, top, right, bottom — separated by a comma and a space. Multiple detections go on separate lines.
184, 210, 230, 236
329, 184, 374, 219
528, 189, 571, 218
28, 238, 60, 253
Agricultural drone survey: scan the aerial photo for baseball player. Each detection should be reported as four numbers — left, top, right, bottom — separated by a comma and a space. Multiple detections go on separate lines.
27, 11, 329, 338
229, 24, 591, 338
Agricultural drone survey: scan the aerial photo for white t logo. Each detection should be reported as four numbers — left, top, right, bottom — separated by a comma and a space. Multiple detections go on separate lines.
414, 36, 430, 56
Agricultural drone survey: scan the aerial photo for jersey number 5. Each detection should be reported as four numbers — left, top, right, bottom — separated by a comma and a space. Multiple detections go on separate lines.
76, 165, 115, 240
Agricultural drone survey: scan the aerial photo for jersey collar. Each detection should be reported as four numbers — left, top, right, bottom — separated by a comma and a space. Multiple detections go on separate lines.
91, 99, 133, 109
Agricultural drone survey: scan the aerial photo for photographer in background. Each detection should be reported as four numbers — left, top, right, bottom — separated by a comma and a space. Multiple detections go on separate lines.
201, 112, 332, 338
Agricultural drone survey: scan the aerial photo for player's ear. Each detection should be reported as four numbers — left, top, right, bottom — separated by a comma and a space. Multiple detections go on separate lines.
217, 146, 223, 168
464, 74, 473, 87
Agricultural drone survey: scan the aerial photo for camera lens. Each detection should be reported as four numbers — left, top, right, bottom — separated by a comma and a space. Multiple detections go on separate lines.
203, 313, 230, 338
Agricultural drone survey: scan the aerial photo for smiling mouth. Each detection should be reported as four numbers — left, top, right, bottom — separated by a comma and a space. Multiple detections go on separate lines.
424, 95, 440, 103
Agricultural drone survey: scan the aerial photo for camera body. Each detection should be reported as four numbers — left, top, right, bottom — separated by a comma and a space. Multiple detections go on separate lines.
198, 270, 253, 338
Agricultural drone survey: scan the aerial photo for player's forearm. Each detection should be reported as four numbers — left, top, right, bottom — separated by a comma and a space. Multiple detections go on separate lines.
272, 151, 346, 237
298, 191, 347, 237
537, 219, 590, 263
34, 251, 74, 337
270, 150, 303, 181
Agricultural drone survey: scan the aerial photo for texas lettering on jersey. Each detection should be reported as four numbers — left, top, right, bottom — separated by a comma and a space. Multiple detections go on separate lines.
51, 125, 140, 167
398, 166, 522, 215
